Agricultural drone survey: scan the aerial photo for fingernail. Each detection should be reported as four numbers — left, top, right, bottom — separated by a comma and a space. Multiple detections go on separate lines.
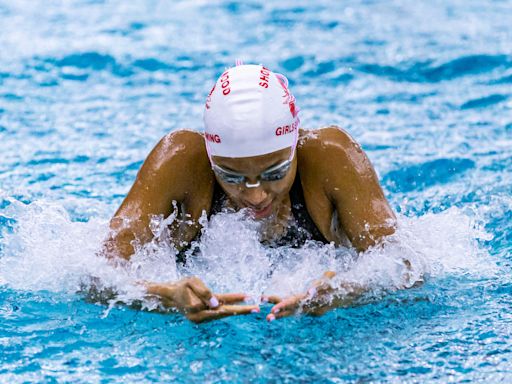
209, 296, 219, 308
272, 308, 280, 314
251, 307, 260, 314
267, 314, 275, 322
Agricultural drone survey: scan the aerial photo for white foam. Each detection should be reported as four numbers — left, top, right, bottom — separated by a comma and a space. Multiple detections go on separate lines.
0, 197, 495, 310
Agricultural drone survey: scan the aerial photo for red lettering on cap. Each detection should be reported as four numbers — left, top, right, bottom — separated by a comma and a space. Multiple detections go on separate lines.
220, 71, 231, 96
205, 133, 221, 143
275, 120, 299, 136
259, 67, 270, 89
205, 84, 216, 109
289, 101, 297, 117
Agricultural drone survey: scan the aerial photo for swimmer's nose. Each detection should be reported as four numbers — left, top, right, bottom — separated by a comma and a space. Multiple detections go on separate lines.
241, 183, 268, 208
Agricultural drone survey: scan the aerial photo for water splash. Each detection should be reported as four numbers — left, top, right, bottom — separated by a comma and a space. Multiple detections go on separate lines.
0, 197, 495, 311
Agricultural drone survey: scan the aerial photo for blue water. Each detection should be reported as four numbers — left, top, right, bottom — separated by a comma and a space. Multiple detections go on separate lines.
1, 0, 511, 382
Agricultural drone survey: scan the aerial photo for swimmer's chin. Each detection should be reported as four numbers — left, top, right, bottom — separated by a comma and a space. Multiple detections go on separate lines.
243, 201, 274, 220
251, 203, 274, 219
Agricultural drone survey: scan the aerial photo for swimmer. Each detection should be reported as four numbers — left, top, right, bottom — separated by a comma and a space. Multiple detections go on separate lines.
103, 64, 397, 323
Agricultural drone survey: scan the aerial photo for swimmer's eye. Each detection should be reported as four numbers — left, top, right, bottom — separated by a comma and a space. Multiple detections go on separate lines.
212, 160, 291, 184
260, 160, 292, 181
211, 165, 245, 184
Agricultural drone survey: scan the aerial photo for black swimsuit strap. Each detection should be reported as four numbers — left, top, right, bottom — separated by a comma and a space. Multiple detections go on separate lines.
275, 173, 327, 247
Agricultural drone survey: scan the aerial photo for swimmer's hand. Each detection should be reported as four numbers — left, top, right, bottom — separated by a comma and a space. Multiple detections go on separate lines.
264, 259, 421, 321
143, 277, 260, 323
264, 271, 360, 321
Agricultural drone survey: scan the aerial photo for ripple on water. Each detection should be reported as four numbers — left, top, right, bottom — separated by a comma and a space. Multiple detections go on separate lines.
460, 94, 509, 109
421, 54, 510, 82
492, 73, 512, 84
132, 58, 172, 72
383, 158, 475, 193
48, 52, 133, 78
303, 60, 337, 77
223, 1, 264, 14
280, 55, 306, 72
357, 54, 511, 83
55, 52, 117, 70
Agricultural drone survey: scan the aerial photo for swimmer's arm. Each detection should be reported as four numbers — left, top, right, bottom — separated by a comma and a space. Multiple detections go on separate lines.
300, 126, 396, 251
82, 276, 259, 323
265, 271, 365, 320
143, 278, 260, 323
330, 136, 396, 251
103, 130, 215, 260
97, 132, 261, 322
266, 262, 423, 320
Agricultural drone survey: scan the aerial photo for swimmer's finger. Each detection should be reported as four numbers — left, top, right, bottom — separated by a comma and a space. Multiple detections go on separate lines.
323, 271, 336, 279
261, 295, 282, 304
313, 282, 334, 297
267, 310, 294, 322
188, 305, 260, 323
185, 277, 218, 308
215, 293, 247, 304
183, 287, 208, 313
270, 294, 305, 314
144, 283, 173, 298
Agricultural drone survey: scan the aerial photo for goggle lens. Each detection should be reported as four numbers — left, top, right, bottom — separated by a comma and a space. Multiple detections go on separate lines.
212, 159, 291, 185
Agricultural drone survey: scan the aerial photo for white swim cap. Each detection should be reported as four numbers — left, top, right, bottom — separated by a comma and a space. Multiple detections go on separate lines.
204, 64, 300, 158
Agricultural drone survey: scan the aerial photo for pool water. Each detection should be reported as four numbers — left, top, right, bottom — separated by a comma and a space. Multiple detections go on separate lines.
1, 0, 511, 382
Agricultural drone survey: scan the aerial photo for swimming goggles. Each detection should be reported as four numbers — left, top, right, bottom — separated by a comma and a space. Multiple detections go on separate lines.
212, 158, 292, 188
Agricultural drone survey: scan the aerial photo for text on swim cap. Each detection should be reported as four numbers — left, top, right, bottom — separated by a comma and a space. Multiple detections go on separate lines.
259, 67, 270, 88
220, 71, 231, 96
275, 120, 299, 136
205, 84, 215, 109
205, 133, 221, 143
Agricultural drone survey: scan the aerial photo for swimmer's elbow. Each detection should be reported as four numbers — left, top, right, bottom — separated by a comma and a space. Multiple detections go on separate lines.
101, 235, 134, 261
352, 222, 396, 253
101, 218, 141, 261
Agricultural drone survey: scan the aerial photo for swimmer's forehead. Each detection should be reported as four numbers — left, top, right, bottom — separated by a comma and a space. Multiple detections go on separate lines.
212, 147, 292, 173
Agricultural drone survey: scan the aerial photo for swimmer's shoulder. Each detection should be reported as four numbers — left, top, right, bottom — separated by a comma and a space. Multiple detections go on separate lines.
136, 129, 214, 203
297, 126, 363, 172
111, 129, 214, 259
153, 129, 209, 165
298, 126, 357, 147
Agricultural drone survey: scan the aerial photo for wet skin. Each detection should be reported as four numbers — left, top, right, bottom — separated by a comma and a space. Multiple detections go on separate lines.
105, 126, 396, 322
210, 147, 297, 241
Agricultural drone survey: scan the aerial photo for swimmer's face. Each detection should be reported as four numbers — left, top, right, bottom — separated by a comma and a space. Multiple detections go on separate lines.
211, 147, 297, 219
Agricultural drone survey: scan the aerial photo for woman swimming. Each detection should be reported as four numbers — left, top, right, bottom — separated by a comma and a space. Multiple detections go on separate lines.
104, 64, 396, 322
